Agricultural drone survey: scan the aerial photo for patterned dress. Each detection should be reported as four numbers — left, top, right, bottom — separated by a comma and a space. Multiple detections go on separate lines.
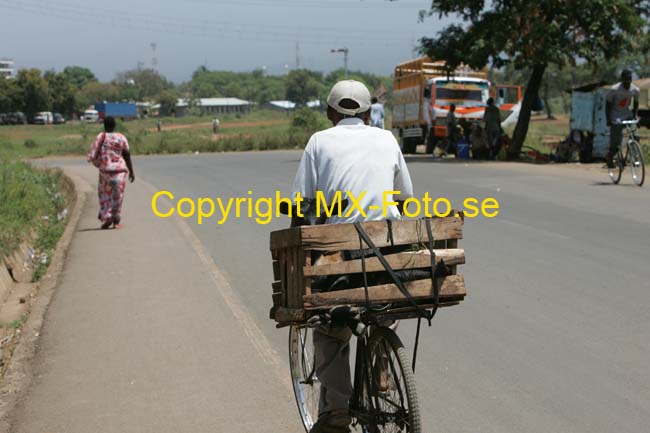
87, 132, 130, 223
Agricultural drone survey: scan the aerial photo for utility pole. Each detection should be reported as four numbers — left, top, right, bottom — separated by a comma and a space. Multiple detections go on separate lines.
295, 41, 301, 69
331, 47, 349, 78
151, 42, 158, 74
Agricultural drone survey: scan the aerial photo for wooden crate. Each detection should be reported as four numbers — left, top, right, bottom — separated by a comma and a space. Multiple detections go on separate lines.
269, 215, 467, 325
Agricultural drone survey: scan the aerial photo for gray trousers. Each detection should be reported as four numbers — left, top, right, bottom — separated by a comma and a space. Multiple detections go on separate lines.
609, 124, 624, 156
314, 326, 353, 415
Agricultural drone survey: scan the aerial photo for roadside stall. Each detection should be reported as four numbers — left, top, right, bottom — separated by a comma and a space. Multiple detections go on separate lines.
566, 81, 610, 161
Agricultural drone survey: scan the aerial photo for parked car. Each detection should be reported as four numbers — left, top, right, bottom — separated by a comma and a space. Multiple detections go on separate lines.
33, 111, 53, 124
4, 112, 27, 125
83, 109, 99, 123
53, 113, 66, 124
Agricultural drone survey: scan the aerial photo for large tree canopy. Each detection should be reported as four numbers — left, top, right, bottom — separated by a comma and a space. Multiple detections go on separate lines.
14, 69, 50, 121
62, 66, 97, 89
286, 69, 324, 108
420, 0, 650, 159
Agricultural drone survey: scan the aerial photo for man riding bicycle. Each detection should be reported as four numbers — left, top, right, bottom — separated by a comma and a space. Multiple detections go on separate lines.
291, 80, 414, 433
606, 69, 640, 168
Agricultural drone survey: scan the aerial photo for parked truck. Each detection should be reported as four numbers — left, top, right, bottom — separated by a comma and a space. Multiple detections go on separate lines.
94, 102, 138, 120
392, 56, 522, 153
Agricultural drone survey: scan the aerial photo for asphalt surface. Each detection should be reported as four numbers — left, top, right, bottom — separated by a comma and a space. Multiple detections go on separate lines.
16, 152, 650, 433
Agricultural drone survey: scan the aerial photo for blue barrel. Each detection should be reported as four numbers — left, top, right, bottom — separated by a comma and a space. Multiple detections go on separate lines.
457, 141, 470, 159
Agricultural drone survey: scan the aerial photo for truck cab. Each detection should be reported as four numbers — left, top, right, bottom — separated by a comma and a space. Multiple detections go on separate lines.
392, 56, 522, 154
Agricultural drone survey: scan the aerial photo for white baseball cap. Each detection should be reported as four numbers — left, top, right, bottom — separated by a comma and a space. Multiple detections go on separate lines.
327, 80, 372, 116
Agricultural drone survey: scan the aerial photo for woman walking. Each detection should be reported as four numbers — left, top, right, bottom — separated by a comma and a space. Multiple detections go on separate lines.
87, 116, 135, 229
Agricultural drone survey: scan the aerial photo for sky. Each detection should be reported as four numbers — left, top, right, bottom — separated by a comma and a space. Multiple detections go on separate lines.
0, 0, 457, 82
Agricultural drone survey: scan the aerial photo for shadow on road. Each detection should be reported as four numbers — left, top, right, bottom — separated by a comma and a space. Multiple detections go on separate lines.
590, 181, 643, 188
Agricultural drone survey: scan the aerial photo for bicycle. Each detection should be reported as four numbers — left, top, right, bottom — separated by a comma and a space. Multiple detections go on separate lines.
289, 312, 420, 433
608, 119, 645, 186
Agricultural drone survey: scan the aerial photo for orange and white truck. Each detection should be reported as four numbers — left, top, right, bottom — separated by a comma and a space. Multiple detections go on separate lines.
392, 56, 522, 153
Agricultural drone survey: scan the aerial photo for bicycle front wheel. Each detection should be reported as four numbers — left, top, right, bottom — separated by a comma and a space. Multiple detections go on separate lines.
628, 140, 645, 186
608, 150, 624, 184
289, 325, 320, 432
360, 327, 421, 433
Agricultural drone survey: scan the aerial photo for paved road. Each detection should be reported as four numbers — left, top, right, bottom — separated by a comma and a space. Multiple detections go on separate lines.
17, 152, 650, 433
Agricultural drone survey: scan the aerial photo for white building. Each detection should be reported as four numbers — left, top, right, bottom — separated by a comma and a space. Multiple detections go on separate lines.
176, 97, 252, 117
0, 59, 15, 79
265, 100, 321, 112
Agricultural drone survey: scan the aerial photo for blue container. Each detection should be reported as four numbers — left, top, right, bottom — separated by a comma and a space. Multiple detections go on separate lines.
457, 141, 470, 159
95, 102, 138, 119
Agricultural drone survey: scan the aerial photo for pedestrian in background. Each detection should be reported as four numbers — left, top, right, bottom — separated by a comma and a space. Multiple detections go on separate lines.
87, 116, 135, 229
444, 104, 458, 156
483, 97, 502, 159
212, 118, 220, 134
423, 87, 436, 154
370, 97, 385, 128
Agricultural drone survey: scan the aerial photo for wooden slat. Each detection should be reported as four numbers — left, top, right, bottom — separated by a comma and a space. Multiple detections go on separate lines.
279, 252, 287, 307
270, 227, 302, 250
272, 260, 280, 281
304, 249, 465, 276
299, 217, 463, 251
273, 306, 306, 322
303, 275, 466, 308
304, 252, 312, 297
446, 239, 458, 275
291, 247, 301, 309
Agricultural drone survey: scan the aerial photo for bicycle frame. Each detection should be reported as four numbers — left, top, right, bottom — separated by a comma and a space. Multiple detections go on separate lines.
349, 327, 409, 430
618, 121, 640, 167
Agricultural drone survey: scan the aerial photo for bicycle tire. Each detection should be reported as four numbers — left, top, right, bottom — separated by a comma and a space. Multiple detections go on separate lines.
628, 140, 645, 186
608, 150, 624, 184
361, 327, 421, 433
289, 325, 320, 432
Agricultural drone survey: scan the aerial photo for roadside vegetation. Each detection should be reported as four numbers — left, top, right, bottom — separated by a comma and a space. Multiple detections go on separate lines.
0, 162, 67, 280
0, 107, 339, 160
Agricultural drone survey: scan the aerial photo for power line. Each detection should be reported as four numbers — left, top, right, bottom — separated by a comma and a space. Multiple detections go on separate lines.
187, 0, 429, 9
0, 0, 424, 42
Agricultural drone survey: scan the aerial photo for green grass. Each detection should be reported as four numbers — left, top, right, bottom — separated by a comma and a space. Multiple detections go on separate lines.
0, 162, 67, 281
9, 316, 27, 329
0, 109, 297, 160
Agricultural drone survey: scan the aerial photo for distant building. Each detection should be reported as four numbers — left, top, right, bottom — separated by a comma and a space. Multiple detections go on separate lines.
0, 59, 15, 79
264, 100, 321, 112
175, 98, 252, 117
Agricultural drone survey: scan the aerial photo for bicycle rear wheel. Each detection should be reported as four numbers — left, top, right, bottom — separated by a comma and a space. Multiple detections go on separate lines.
359, 327, 421, 433
608, 150, 624, 184
289, 325, 320, 432
628, 140, 645, 186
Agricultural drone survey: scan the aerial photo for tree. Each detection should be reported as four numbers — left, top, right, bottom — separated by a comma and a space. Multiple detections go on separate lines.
0, 77, 20, 113
77, 81, 120, 109
157, 89, 179, 117
286, 69, 323, 107
14, 69, 50, 121
62, 66, 97, 88
420, 0, 650, 159
44, 70, 77, 116
113, 68, 173, 100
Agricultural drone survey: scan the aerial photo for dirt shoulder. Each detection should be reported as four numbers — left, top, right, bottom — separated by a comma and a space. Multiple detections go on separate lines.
3, 166, 301, 433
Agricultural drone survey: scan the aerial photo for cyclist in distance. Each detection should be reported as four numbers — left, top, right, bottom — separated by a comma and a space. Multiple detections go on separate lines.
291, 80, 414, 433
606, 69, 640, 168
